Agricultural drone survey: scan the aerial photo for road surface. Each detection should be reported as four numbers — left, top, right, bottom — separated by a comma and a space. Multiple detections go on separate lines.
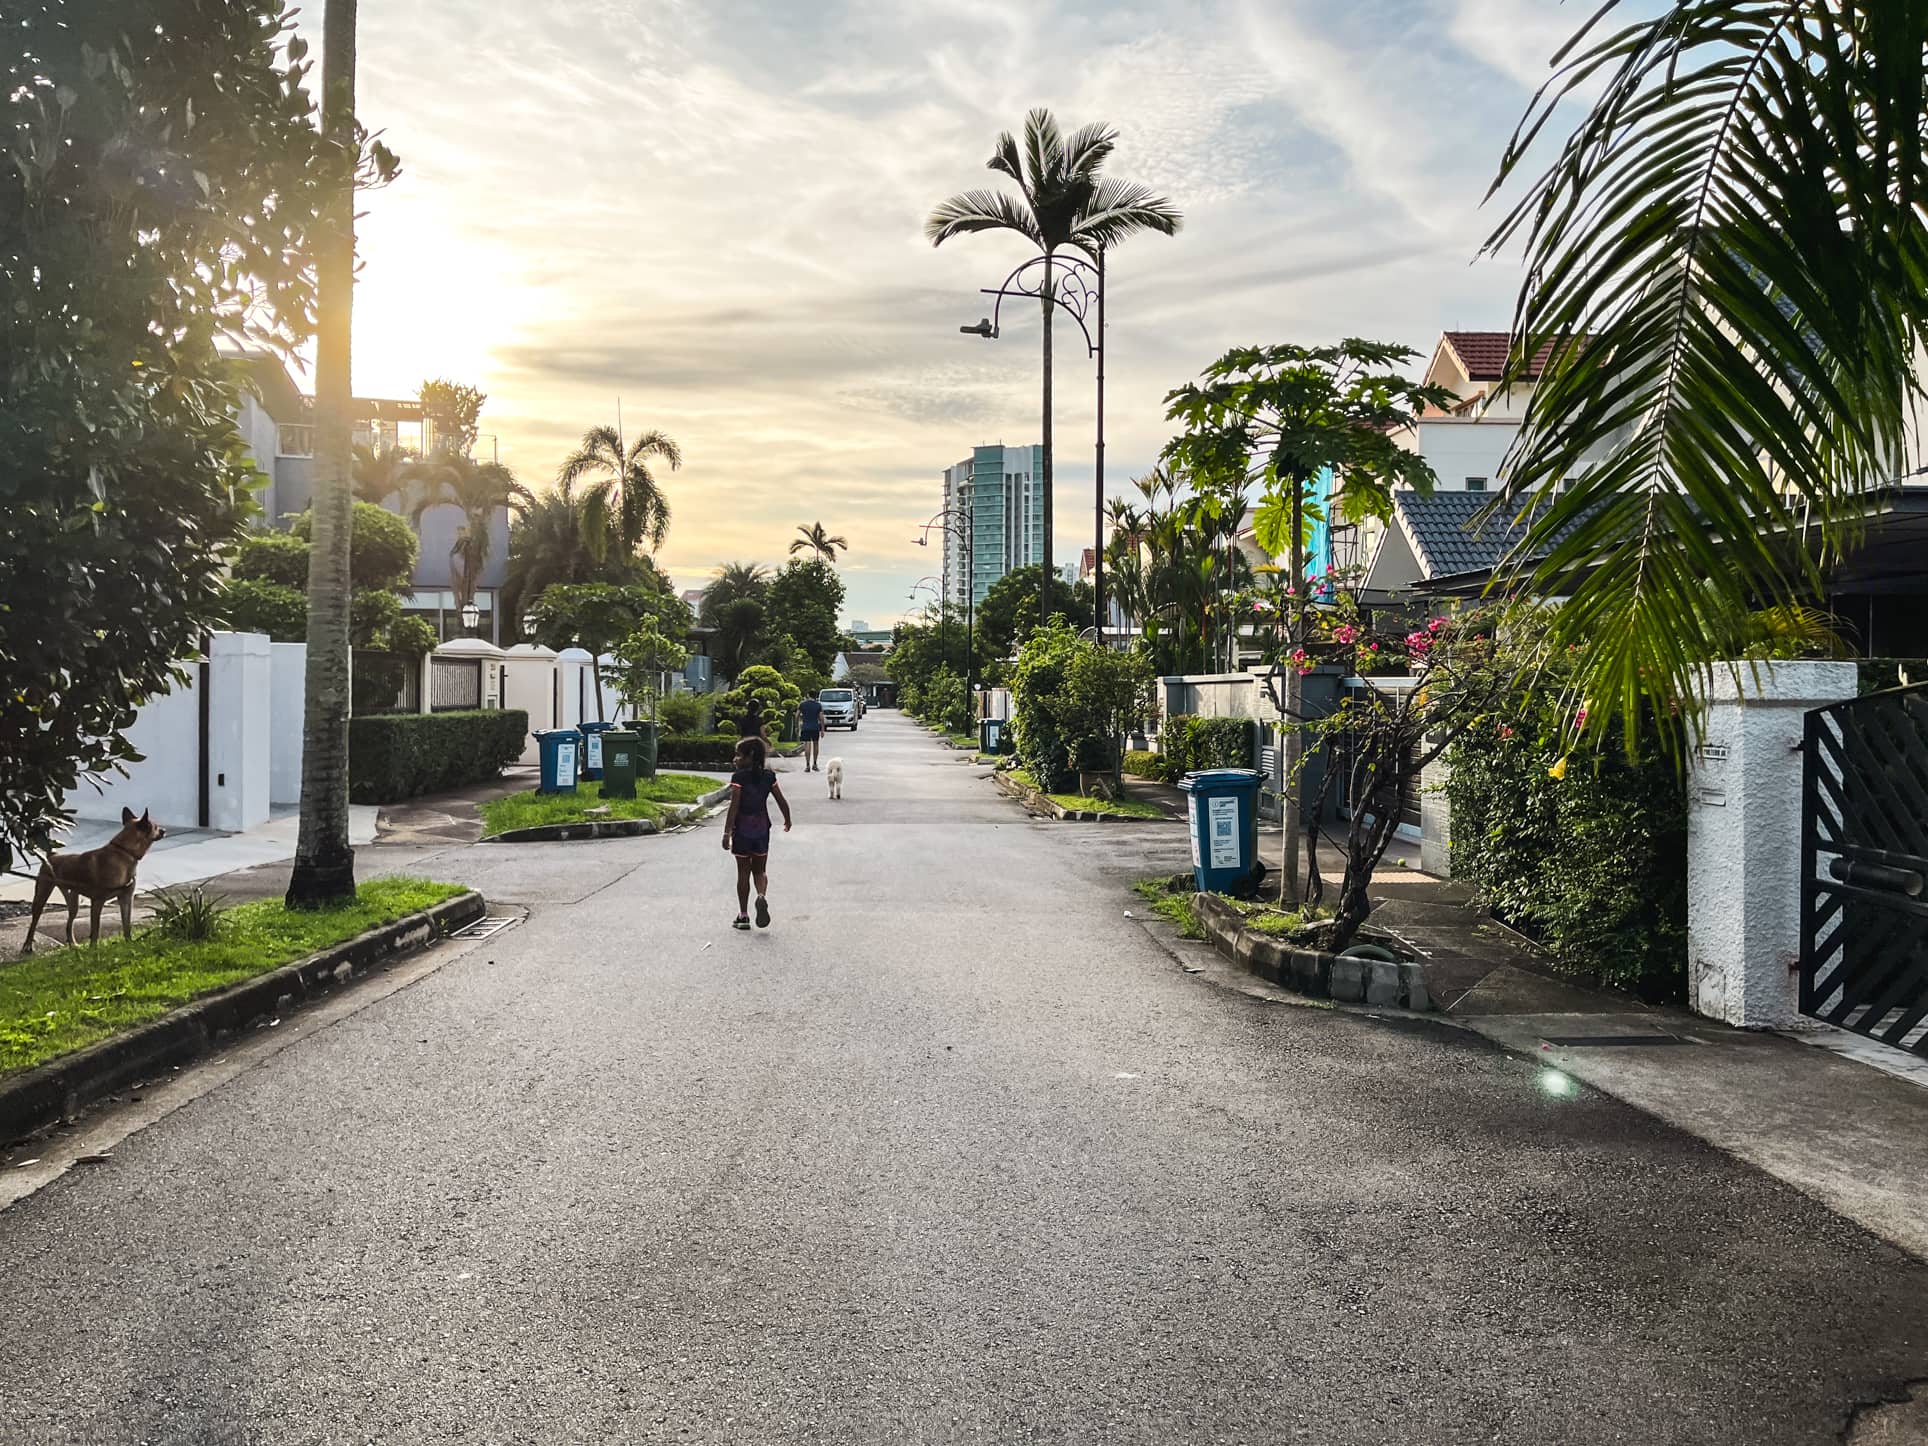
2, 711, 1925, 1444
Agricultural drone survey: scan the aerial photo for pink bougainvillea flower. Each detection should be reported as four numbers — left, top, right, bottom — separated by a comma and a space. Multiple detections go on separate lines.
1334, 624, 1357, 644
1499, 724, 1515, 740
1427, 616, 1447, 634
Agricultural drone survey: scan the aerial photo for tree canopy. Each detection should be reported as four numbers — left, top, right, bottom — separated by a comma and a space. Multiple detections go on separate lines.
0, 1, 367, 861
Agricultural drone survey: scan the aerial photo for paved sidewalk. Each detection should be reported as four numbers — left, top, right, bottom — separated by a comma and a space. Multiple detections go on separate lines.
1183, 829, 1928, 1262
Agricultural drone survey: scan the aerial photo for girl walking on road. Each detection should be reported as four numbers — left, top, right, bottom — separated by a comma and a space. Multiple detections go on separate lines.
722, 735, 792, 930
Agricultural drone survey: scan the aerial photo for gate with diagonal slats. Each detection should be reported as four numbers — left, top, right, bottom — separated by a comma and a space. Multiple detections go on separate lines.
1800, 683, 1928, 1056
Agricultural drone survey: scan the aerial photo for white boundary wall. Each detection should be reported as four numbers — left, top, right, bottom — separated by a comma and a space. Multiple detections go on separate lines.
1687, 661, 1857, 1029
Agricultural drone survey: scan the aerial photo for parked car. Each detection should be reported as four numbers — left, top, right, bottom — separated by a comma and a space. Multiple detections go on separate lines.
817, 687, 859, 730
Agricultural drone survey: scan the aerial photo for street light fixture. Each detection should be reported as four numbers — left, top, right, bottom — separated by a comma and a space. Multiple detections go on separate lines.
958, 247, 1107, 646
916, 506, 976, 709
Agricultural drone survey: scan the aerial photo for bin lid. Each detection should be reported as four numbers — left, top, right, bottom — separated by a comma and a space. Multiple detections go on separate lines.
604, 729, 638, 742
536, 728, 581, 740
1177, 768, 1262, 792
579, 719, 617, 731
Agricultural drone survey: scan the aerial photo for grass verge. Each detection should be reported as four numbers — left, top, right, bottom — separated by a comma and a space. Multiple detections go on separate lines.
1012, 769, 1167, 820
1132, 876, 1204, 939
1, 877, 465, 1077
479, 774, 716, 836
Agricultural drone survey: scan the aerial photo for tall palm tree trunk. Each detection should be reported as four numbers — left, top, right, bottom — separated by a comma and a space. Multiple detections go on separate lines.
1038, 253, 1054, 634
287, 0, 359, 908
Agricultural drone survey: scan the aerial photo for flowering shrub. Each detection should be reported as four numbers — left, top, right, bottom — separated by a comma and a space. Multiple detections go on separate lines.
1236, 567, 1518, 950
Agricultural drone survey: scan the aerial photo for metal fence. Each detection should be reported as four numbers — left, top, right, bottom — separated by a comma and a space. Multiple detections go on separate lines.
429, 655, 482, 712
351, 650, 419, 715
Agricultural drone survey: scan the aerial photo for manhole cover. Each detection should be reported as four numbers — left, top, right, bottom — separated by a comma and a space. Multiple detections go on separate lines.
450, 915, 519, 941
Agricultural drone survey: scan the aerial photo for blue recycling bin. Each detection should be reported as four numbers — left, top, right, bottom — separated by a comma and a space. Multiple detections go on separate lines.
1178, 768, 1262, 894
979, 717, 1005, 755
577, 720, 617, 781
536, 728, 582, 795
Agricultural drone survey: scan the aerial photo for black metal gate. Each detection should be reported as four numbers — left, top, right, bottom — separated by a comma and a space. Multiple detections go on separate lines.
1800, 683, 1928, 1056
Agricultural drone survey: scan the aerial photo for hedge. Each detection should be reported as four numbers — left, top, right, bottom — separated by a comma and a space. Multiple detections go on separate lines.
349, 709, 528, 803
1123, 749, 1170, 782
1445, 718, 1687, 999
654, 733, 742, 767
1160, 716, 1254, 777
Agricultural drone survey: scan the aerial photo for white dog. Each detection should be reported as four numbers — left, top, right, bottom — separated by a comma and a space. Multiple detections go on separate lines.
825, 757, 844, 800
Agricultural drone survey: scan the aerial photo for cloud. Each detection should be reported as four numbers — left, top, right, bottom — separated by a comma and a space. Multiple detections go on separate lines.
334, 0, 1552, 624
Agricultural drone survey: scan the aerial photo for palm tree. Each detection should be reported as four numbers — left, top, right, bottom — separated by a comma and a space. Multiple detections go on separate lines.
557, 422, 683, 557
499, 481, 660, 641
351, 443, 421, 506
700, 562, 771, 682
700, 561, 770, 624
1482, 0, 1928, 747
927, 109, 1181, 636
790, 521, 849, 563
287, 0, 361, 908
407, 454, 534, 615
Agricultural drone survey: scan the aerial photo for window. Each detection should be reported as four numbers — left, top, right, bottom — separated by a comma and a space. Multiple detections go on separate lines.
1464, 476, 1488, 492
277, 424, 314, 457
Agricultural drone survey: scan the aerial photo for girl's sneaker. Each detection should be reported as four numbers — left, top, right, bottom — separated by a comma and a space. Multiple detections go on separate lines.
755, 897, 771, 929
732, 914, 751, 931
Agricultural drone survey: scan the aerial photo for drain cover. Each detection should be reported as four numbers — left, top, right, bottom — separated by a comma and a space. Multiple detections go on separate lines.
449, 915, 518, 941
1540, 1034, 1688, 1047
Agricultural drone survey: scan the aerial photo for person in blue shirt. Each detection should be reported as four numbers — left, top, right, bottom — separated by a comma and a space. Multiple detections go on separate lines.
797, 694, 824, 772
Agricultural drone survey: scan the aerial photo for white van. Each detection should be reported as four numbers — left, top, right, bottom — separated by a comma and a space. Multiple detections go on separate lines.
818, 687, 859, 730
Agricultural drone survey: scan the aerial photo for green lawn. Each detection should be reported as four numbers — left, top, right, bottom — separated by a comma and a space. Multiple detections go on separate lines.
0, 877, 465, 1077
1012, 769, 1167, 820
479, 773, 718, 836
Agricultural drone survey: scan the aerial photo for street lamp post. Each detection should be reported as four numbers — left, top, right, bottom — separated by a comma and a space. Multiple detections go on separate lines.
959, 246, 1106, 645
916, 504, 975, 710
459, 599, 481, 639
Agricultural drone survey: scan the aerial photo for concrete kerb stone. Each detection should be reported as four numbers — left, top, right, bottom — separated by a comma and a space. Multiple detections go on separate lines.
480, 783, 731, 845
989, 769, 1174, 824
1192, 891, 1433, 1012
0, 889, 486, 1145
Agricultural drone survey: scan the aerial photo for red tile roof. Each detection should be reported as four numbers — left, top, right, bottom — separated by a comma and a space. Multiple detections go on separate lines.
1441, 330, 1569, 382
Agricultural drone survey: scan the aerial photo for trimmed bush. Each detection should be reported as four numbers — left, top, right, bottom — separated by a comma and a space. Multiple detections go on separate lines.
654, 733, 742, 767
1161, 716, 1254, 776
658, 692, 709, 736
1446, 713, 1687, 999
349, 709, 527, 803
1123, 749, 1173, 782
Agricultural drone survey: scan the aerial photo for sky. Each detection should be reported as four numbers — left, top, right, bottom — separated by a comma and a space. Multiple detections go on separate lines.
324, 0, 1590, 627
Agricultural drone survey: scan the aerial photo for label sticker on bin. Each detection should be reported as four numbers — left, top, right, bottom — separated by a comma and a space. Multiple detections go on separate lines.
555, 741, 577, 788
1188, 794, 1202, 867
1208, 795, 1240, 869
585, 733, 603, 770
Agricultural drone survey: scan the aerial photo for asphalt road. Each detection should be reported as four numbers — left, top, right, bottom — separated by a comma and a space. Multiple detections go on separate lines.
3, 711, 1925, 1445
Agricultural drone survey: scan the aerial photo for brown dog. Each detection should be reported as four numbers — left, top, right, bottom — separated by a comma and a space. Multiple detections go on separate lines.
23, 808, 167, 952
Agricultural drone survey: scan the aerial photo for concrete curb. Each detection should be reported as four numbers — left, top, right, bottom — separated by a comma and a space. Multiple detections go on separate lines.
990, 770, 1173, 823
480, 784, 731, 844
1192, 892, 1432, 1011
0, 890, 486, 1145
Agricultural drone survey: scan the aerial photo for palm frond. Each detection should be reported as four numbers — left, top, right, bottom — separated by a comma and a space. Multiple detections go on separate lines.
1073, 177, 1183, 251
557, 425, 621, 486
988, 130, 1024, 184
1022, 107, 1063, 193
1483, 0, 1928, 749
926, 188, 1040, 246
1061, 121, 1118, 180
